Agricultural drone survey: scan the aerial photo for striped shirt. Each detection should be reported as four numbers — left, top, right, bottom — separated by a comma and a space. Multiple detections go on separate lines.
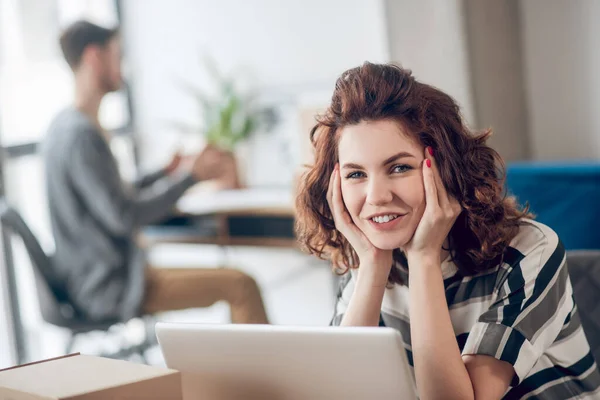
332, 219, 600, 399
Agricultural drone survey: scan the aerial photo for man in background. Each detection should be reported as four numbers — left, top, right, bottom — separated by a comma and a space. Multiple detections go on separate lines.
44, 20, 268, 324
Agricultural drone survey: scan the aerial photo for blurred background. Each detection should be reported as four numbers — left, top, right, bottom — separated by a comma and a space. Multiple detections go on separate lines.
0, 0, 598, 368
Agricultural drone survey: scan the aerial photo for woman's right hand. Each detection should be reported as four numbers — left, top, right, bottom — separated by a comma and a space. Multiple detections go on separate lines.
327, 164, 393, 279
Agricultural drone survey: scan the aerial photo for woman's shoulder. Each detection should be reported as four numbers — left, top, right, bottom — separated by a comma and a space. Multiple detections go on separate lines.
510, 218, 559, 253
503, 218, 564, 272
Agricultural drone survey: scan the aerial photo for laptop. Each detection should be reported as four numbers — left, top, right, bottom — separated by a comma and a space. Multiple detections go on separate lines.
156, 322, 417, 400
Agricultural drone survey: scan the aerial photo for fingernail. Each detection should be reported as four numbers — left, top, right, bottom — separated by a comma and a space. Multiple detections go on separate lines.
426, 159, 431, 168
428, 147, 434, 156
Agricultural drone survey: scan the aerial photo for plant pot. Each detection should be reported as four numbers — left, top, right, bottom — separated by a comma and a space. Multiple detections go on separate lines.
212, 148, 244, 190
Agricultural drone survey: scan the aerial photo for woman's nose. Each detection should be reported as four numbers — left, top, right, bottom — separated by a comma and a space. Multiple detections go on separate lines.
366, 178, 393, 206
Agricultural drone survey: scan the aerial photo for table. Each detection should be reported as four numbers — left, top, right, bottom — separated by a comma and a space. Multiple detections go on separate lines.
142, 187, 297, 248
177, 187, 294, 216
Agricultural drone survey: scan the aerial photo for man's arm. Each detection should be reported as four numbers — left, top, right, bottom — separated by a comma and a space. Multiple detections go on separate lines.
132, 168, 169, 190
68, 130, 196, 236
133, 152, 184, 189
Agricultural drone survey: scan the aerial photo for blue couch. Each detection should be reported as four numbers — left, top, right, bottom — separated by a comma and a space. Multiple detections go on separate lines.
505, 162, 600, 250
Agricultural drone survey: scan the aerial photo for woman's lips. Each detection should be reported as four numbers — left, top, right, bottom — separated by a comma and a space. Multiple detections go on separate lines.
367, 214, 405, 231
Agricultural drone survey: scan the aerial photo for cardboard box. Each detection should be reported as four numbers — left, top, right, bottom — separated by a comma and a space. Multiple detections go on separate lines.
0, 354, 182, 399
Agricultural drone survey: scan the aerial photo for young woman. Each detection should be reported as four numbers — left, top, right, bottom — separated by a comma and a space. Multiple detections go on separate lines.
296, 62, 600, 399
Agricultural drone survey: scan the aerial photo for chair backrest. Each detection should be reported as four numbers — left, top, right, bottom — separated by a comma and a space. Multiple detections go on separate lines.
0, 203, 74, 325
567, 250, 600, 363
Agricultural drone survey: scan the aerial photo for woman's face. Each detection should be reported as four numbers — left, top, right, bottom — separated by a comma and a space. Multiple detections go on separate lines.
338, 119, 426, 250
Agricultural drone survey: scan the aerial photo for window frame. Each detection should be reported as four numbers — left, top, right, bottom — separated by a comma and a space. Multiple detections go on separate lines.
0, 0, 137, 365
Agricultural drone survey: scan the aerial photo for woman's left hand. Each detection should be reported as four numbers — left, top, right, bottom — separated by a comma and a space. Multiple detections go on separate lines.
404, 147, 462, 263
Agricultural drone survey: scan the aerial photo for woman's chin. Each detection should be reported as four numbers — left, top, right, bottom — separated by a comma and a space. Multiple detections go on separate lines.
368, 235, 409, 251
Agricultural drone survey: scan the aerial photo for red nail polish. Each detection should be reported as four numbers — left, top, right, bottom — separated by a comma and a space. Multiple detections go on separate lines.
428, 147, 434, 156
426, 159, 431, 168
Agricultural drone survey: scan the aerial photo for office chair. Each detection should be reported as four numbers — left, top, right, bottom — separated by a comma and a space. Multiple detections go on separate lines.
567, 250, 600, 363
0, 203, 156, 362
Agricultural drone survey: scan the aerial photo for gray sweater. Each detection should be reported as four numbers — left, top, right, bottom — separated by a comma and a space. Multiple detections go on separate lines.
44, 108, 196, 321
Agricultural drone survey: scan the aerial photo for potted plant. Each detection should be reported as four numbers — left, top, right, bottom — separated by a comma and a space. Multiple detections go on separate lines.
170, 56, 276, 189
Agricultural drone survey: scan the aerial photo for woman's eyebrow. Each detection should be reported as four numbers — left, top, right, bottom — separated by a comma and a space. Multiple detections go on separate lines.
383, 152, 415, 165
341, 162, 364, 169
341, 152, 415, 170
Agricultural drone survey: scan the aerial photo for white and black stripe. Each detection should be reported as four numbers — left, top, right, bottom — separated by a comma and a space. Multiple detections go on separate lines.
332, 219, 600, 399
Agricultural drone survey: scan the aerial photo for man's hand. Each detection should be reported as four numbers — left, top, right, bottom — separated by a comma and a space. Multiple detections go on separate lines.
190, 145, 228, 182
165, 151, 183, 175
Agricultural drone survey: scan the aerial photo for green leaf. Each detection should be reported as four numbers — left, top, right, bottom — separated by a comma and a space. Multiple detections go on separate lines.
177, 52, 269, 151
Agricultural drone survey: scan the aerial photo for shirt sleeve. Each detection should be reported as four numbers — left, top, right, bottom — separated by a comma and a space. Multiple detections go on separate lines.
330, 273, 355, 326
68, 130, 197, 237
461, 233, 572, 386
132, 168, 169, 190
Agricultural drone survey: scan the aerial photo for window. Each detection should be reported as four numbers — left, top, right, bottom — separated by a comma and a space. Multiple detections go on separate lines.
0, 0, 132, 365
0, 0, 129, 146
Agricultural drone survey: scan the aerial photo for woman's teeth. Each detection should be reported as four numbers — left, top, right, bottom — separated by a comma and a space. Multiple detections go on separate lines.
372, 214, 399, 224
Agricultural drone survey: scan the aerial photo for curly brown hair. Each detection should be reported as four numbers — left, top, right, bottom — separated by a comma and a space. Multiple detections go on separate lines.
295, 62, 531, 284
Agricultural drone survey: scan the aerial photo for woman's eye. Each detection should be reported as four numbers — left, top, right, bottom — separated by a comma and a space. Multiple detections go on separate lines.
346, 171, 365, 179
391, 164, 412, 174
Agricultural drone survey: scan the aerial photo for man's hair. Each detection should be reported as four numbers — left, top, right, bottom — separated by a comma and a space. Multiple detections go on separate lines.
59, 20, 119, 70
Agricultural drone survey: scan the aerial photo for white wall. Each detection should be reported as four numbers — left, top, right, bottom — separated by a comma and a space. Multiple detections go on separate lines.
520, 0, 600, 160
384, 0, 476, 124
124, 0, 600, 167
121, 0, 390, 184
463, 0, 530, 161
